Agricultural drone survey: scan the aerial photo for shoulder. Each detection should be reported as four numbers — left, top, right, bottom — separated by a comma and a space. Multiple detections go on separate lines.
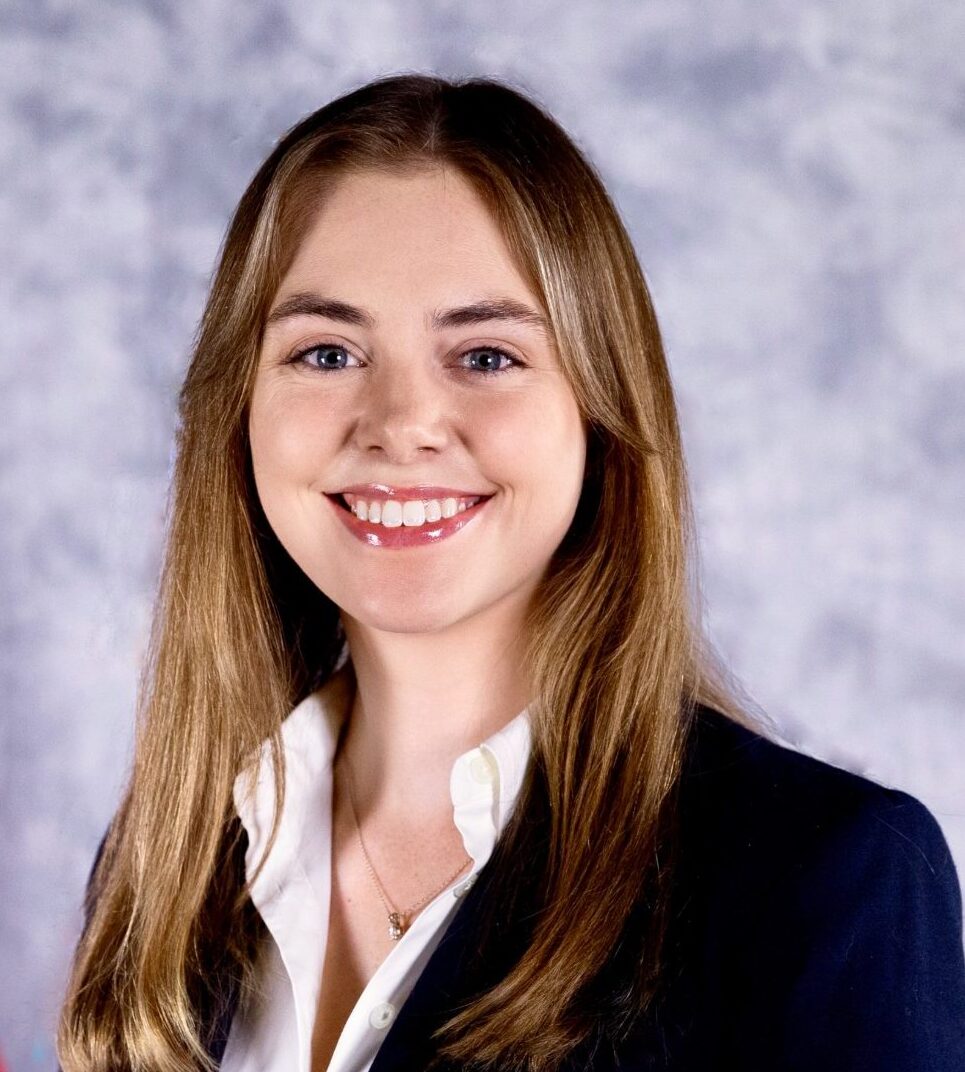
679, 703, 957, 889
666, 705, 965, 1066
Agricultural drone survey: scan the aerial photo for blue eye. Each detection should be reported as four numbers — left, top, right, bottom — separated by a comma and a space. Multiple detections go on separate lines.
461, 347, 521, 375
286, 343, 523, 376
288, 344, 359, 371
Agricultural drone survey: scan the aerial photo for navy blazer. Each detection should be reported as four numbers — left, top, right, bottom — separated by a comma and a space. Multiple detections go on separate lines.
82, 705, 965, 1070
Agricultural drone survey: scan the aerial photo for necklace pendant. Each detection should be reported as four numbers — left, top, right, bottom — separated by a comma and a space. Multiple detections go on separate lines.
387, 912, 406, 941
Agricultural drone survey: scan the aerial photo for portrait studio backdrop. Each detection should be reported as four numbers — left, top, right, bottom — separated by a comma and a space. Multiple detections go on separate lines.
2, 2, 963, 1068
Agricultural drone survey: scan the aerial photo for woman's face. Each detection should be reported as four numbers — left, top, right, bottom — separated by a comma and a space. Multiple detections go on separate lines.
249, 165, 586, 635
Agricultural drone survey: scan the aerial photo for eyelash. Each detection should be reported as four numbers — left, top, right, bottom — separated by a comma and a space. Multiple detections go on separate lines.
284, 341, 524, 377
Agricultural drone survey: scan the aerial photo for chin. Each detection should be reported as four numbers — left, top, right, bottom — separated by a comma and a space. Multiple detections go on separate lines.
326, 581, 466, 634
343, 605, 472, 637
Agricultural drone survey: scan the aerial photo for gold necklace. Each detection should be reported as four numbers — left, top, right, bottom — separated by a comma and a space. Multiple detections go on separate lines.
339, 758, 473, 941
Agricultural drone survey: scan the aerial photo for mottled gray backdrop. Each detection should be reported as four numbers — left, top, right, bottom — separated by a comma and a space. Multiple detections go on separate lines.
1, 1, 963, 1068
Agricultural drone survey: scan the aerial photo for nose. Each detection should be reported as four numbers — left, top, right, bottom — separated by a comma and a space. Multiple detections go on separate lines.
354, 353, 448, 461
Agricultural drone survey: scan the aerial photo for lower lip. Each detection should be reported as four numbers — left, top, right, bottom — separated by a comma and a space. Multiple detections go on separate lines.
325, 495, 494, 549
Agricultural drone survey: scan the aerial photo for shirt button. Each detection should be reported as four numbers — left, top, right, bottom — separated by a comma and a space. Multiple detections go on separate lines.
469, 751, 497, 784
369, 1002, 396, 1030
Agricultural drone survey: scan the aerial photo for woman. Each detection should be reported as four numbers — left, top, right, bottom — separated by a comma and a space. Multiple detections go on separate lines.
58, 74, 965, 1072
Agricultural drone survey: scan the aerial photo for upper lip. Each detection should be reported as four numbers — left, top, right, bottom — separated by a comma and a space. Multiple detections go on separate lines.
331, 483, 495, 500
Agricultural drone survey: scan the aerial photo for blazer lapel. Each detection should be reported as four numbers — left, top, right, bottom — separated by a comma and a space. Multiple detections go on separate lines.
367, 845, 624, 1072
368, 779, 615, 1072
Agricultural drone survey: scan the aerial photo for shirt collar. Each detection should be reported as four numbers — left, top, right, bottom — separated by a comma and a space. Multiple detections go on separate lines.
232, 658, 533, 895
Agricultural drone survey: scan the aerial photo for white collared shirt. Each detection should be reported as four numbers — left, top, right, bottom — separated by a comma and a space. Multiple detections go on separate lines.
221, 654, 533, 1072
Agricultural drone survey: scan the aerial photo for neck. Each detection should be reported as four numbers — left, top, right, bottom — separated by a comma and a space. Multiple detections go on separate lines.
335, 601, 532, 824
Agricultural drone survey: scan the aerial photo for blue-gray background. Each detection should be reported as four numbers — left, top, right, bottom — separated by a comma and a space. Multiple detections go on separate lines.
2, 2, 963, 1067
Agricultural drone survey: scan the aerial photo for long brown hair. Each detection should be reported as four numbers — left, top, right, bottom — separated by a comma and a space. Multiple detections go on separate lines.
58, 72, 772, 1072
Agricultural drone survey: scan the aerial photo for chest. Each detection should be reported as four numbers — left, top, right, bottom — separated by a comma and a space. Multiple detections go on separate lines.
309, 809, 473, 1071
309, 891, 372, 1072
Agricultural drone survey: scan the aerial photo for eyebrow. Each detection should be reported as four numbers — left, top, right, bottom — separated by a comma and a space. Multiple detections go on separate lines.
264, 291, 551, 337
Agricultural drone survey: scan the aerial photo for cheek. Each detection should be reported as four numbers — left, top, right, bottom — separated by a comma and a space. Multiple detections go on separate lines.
519, 395, 586, 490
485, 390, 586, 521
249, 389, 330, 491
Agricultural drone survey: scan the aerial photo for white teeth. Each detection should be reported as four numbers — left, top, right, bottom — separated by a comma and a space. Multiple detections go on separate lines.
381, 500, 403, 528
343, 493, 483, 528
401, 500, 424, 527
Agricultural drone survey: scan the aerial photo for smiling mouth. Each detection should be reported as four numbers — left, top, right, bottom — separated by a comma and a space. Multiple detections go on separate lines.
327, 492, 493, 526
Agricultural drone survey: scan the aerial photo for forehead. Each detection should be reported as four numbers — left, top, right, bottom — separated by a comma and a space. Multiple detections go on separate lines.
279, 165, 536, 304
